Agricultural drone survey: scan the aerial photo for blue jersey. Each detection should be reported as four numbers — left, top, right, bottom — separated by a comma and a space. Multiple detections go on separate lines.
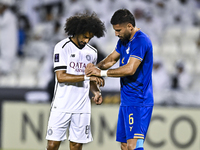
115, 30, 154, 106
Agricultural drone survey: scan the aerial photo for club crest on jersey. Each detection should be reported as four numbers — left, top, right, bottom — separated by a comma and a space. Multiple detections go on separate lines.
54, 54, 59, 62
126, 47, 130, 54
86, 55, 91, 61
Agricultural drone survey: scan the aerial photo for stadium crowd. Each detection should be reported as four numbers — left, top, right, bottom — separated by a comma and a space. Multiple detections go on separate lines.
0, 0, 200, 106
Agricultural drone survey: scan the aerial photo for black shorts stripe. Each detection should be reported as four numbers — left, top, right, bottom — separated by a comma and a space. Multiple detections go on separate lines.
54, 66, 67, 72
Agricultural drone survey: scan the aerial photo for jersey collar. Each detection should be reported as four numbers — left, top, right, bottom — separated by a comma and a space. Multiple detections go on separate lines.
130, 30, 140, 42
69, 37, 85, 50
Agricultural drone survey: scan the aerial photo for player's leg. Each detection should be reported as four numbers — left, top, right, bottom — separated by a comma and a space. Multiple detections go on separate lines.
126, 138, 138, 150
46, 140, 61, 150
69, 113, 93, 150
117, 106, 147, 150
120, 142, 127, 150
116, 106, 128, 150
121, 138, 144, 150
122, 106, 150, 150
46, 111, 72, 150
141, 106, 153, 139
70, 141, 83, 150
126, 138, 144, 150
127, 106, 153, 150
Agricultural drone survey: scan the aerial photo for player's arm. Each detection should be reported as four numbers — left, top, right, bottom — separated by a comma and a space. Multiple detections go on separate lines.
97, 50, 120, 70
56, 70, 104, 86
90, 81, 103, 105
106, 57, 141, 77
56, 70, 85, 83
85, 57, 141, 77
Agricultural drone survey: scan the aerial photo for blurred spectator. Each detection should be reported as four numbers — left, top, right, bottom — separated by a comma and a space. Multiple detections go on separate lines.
171, 60, 193, 90
195, 0, 200, 8
24, 25, 49, 59
142, 10, 163, 45
23, 25, 52, 88
63, 0, 85, 18
130, 0, 148, 30
0, 0, 199, 93
17, 14, 31, 56
171, 0, 197, 29
84, 0, 109, 19
15, 0, 41, 27
34, 3, 65, 88
0, 0, 18, 75
152, 0, 174, 28
152, 57, 170, 91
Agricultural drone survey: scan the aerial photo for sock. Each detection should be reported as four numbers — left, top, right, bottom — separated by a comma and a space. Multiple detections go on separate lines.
134, 148, 144, 150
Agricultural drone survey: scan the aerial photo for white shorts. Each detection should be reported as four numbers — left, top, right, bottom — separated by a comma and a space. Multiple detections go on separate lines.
46, 111, 93, 143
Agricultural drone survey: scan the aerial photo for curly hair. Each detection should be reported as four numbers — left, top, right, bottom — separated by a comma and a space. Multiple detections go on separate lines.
64, 12, 106, 38
110, 9, 135, 27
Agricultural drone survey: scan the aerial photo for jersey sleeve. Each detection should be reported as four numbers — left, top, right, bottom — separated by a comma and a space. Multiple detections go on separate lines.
130, 40, 145, 61
53, 44, 67, 72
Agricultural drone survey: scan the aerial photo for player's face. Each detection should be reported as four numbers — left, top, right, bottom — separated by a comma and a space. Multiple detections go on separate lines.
113, 23, 132, 42
76, 32, 94, 49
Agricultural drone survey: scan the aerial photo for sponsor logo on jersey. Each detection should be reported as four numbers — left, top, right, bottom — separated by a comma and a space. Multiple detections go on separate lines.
55, 54, 59, 62
86, 55, 91, 61
69, 62, 86, 73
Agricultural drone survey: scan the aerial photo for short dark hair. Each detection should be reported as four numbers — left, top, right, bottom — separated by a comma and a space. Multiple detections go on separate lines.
110, 9, 135, 27
65, 12, 106, 38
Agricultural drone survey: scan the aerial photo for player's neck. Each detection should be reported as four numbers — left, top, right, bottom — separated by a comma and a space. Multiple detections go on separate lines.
70, 37, 78, 45
130, 27, 140, 40
70, 36, 82, 49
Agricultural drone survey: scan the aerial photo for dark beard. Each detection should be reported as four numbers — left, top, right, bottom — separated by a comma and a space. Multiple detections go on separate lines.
120, 33, 131, 45
77, 40, 86, 49
78, 44, 85, 49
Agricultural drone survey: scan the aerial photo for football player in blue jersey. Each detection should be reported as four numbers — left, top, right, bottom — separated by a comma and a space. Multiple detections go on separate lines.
85, 9, 154, 150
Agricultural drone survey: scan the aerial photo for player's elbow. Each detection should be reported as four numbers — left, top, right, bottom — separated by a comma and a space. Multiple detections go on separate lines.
56, 75, 66, 83
56, 70, 67, 83
128, 70, 135, 76
57, 78, 64, 83
126, 67, 136, 76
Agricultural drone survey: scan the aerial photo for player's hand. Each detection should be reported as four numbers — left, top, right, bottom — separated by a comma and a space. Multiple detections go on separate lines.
85, 63, 101, 77
86, 63, 95, 69
90, 76, 105, 87
92, 92, 103, 105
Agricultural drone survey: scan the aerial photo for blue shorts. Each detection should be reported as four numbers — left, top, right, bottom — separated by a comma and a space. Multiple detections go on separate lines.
116, 106, 153, 143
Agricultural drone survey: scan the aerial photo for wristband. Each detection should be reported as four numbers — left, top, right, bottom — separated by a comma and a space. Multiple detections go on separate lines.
84, 75, 90, 81
100, 70, 108, 77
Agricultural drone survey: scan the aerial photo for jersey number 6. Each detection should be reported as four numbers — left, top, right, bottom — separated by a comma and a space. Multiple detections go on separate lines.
129, 113, 134, 125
